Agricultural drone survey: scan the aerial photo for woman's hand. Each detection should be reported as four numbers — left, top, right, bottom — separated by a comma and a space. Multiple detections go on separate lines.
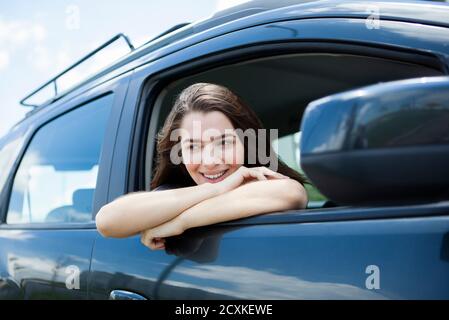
215, 166, 289, 194
141, 217, 185, 250
140, 166, 290, 250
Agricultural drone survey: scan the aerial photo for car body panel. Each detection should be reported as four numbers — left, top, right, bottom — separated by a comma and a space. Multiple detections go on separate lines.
0, 229, 97, 299
88, 209, 449, 299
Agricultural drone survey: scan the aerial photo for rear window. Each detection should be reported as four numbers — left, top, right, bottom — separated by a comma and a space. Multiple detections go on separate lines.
6, 94, 113, 224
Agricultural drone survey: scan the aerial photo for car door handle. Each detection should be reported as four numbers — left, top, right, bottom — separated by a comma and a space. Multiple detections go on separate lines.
109, 290, 148, 300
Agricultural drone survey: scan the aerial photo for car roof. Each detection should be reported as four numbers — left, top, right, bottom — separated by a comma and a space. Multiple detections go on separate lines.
6, 0, 449, 139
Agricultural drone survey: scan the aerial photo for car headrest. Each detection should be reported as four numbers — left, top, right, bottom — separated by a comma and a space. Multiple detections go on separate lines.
72, 188, 94, 212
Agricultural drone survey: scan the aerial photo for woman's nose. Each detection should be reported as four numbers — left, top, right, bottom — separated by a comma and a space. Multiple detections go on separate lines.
202, 143, 223, 166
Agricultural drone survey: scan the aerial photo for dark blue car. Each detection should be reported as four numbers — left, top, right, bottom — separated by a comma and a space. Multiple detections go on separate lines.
1, 0, 449, 299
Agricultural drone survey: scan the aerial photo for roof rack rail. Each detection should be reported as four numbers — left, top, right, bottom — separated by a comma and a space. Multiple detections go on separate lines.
141, 22, 191, 47
20, 33, 135, 108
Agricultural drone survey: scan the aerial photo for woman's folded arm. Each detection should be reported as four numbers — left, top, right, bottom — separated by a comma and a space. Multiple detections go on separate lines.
95, 182, 220, 238
140, 178, 307, 249
178, 178, 307, 230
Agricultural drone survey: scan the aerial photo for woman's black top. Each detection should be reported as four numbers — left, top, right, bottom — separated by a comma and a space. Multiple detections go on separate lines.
151, 183, 186, 191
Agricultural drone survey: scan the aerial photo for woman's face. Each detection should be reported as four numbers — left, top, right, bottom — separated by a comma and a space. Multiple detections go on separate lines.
179, 111, 244, 184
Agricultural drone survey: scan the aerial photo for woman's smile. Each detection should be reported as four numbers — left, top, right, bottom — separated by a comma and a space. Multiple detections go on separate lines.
200, 169, 229, 183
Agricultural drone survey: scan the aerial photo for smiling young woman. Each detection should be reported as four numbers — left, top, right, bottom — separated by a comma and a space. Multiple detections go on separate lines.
95, 83, 308, 249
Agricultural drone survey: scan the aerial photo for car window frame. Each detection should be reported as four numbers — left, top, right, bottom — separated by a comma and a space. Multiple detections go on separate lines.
0, 74, 130, 230
120, 20, 449, 225
133, 42, 447, 199
0, 133, 26, 195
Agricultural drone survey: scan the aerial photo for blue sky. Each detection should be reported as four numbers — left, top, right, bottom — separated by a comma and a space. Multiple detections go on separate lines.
0, 0, 247, 138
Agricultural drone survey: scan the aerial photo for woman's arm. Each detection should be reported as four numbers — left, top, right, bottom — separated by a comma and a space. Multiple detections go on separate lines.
141, 178, 307, 249
182, 178, 307, 229
96, 166, 286, 238
96, 182, 220, 238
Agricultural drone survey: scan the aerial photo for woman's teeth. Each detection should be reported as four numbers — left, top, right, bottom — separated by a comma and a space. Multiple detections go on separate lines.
203, 171, 226, 179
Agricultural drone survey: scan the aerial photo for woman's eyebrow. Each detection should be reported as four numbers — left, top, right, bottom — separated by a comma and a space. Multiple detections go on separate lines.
181, 138, 203, 147
181, 138, 201, 144
182, 133, 235, 144
211, 133, 235, 141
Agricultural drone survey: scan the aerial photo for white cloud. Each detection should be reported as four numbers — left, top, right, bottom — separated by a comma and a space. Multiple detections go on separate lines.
0, 50, 9, 70
28, 45, 51, 71
0, 17, 48, 72
56, 49, 72, 69
0, 18, 47, 47
32, 24, 47, 42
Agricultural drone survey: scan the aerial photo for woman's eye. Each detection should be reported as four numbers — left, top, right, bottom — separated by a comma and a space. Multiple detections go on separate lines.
183, 144, 200, 151
188, 144, 201, 151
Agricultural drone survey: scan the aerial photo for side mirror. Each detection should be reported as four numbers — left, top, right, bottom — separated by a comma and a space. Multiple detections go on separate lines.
300, 76, 449, 205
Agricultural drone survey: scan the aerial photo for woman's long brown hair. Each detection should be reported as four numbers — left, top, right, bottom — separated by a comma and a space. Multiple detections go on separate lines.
151, 83, 307, 189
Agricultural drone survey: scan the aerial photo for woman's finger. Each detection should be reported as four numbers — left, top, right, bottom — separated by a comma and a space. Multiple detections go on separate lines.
248, 169, 267, 181
141, 233, 149, 246
149, 238, 165, 250
258, 167, 289, 179
257, 166, 281, 177
142, 232, 163, 250
153, 237, 165, 245
153, 240, 165, 250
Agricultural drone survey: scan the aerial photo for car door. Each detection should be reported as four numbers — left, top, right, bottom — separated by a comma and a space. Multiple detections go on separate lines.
0, 75, 130, 299
88, 12, 449, 299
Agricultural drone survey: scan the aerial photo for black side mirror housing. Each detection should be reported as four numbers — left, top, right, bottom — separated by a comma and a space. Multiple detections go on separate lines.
300, 76, 449, 205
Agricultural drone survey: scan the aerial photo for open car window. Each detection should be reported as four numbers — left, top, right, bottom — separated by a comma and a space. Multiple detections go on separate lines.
145, 51, 444, 209
272, 131, 326, 208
